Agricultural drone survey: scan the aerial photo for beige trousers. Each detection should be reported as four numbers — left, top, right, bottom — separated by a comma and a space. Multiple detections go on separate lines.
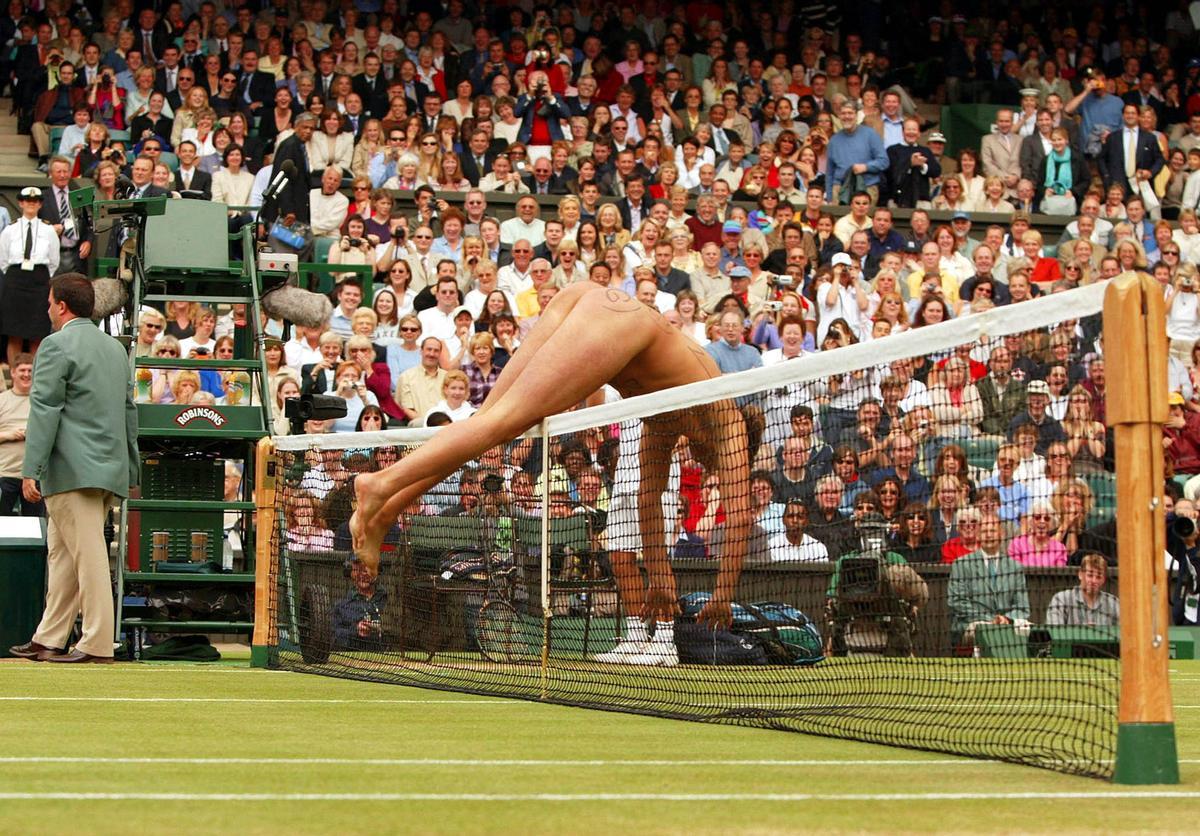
30, 122, 53, 157
32, 488, 115, 657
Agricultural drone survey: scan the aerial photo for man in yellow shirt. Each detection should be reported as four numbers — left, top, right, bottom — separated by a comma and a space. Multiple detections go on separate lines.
396, 337, 447, 425
515, 258, 555, 320
904, 240, 961, 311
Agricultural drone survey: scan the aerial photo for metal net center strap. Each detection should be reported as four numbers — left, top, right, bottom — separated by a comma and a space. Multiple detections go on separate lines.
269, 283, 1120, 778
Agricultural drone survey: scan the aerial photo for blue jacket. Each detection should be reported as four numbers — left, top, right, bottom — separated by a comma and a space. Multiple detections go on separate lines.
826, 126, 889, 202
513, 93, 571, 144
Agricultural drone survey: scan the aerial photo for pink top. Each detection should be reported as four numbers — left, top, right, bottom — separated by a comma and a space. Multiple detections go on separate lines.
1007, 534, 1068, 567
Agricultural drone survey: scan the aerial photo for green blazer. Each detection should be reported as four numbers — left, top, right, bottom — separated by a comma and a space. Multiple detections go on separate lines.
947, 549, 1030, 637
22, 317, 139, 497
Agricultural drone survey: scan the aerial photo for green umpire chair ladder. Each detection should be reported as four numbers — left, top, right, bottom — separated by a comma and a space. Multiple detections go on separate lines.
99, 197, 274, 648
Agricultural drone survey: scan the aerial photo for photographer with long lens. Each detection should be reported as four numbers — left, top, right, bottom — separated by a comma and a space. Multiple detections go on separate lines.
512, 68, 570, 164
1169, 498, 1200, 627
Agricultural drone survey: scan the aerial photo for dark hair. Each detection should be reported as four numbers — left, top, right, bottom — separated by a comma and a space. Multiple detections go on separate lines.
832, 444, 858, 470
355, 405, 386, 431
899, 501, 932, 543
222, 142, 243, 165
50, 272, 95, 318
713, 293, 750, 318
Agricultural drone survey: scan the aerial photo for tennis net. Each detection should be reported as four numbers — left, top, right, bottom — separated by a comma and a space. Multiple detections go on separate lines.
266, 281, 1125, 778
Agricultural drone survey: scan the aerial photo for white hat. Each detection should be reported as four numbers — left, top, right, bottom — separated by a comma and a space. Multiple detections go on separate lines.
18, 186, 42, 201
831, 253, 853, 268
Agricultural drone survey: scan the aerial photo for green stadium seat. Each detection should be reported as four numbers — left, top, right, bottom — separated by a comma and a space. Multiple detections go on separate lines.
404, 515, 484, 573
49, 125, 65, 155
110, 129, 131, 143
313, 236, 334, 264
1084, 472, 1117, 506
961, 437, 1001, 471
1086, 506, 1116, 530
159, 151, 179, 172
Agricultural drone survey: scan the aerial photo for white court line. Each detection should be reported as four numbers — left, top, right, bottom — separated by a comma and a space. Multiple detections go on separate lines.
0, 756, 1006, 767
0, 791, 1196, 802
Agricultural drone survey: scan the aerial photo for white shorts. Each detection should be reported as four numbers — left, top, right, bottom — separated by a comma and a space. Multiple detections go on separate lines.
606, 495, 641, 552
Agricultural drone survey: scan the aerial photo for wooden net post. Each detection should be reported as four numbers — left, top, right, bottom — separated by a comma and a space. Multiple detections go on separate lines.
1105, 272, 1179, 784
251, 437, 278, 668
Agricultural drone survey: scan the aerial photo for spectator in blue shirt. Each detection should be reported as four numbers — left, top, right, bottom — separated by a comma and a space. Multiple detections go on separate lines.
826, 102, 889, 204
866, 206, 905, 259
706, 309, 763, 376
1065, 70, 1125, 157
705, 308, 765, 449
979, 443, 1030, 522
868, 431, 932, 505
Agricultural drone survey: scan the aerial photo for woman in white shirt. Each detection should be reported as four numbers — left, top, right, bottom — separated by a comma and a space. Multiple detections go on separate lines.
674, 290, 709, 344
493, 98, 522, 145
0, 188, 60, 362
179, 307, 218, 356
1173, 209, 1200, 263
441, 78, 475, 124
1166, 267, 1200, 366
675, 136, 706, 189
306, 110, 355, 180
424, 370, 477, 424
211, 145, 256, 211
934, 225, 974, 286
621, 220, 660, 281
180, 108, 220, 157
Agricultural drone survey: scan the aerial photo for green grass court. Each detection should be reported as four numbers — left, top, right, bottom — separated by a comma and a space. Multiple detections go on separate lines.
1, 656, 1198, 834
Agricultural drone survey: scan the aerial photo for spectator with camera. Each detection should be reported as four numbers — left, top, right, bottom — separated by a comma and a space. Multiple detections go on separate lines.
87, 65, 125, 132
328, 220, 378, 289
513, 69, 571, 161
332, 556, 391, 651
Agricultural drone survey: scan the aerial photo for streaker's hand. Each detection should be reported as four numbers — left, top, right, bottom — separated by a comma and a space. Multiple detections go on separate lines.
697, 599, 734, 630
642, 585, 680, 624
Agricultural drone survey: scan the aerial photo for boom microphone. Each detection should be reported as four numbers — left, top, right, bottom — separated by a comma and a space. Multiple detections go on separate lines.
91, 277, 129, 319
264, 159, 297, 201
261, 283, 333, 328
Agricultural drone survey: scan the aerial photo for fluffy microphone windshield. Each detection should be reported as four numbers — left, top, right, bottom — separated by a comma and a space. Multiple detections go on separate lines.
91, 277, 129, 319
261, 283, 333, 328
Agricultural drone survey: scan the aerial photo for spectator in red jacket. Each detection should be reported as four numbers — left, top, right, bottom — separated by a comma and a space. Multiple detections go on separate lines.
1166, 392, 1200, 475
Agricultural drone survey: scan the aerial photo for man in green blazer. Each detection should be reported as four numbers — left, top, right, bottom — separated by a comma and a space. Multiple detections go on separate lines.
947, 510, 1031, 645
7, 273, 138, 663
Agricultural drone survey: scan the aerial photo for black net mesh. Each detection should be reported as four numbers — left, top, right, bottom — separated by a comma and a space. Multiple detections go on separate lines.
268, 285, 1123, 779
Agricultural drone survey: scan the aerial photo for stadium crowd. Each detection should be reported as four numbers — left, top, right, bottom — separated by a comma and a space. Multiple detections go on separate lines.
8, 0, 1200, 645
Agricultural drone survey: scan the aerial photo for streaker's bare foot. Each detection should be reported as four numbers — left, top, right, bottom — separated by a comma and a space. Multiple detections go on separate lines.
351, 471, 387, 575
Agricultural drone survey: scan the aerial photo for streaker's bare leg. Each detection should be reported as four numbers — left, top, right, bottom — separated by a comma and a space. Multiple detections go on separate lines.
691, 401, 752, 628
352, 289, 658, 572
638, 420, 679, 623
607, 550, 645, 618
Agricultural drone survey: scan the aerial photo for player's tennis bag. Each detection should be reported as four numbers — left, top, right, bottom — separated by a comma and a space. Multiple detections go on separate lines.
676, 592, 824, 666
